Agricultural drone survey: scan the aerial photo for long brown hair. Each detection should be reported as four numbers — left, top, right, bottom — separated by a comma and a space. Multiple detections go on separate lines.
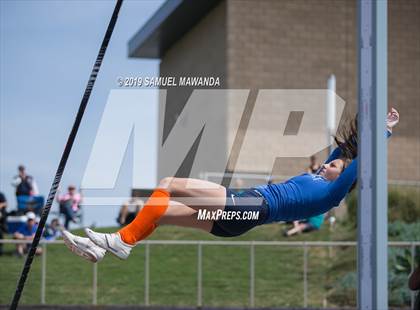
334, 116, 358, 161
334, 116, 358, 192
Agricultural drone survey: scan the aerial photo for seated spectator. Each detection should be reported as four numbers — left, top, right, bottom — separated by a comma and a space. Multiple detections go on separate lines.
117, 198, 144, 226
13, 212, 42, 257
0, 191, 8, 256
44, 218, 62, 240
283, 213, 325, 237
11, 165, 44, 214
56, 185, 82, 229
409, 264, 420, 310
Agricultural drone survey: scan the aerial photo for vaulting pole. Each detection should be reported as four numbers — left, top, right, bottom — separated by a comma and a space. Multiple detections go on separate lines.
10, 1, 124, 308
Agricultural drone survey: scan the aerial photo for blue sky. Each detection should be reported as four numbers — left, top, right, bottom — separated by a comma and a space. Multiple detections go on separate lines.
0, 0, 164, 224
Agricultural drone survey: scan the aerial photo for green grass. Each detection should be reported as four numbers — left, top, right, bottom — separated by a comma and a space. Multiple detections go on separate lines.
0, 223, 376, 307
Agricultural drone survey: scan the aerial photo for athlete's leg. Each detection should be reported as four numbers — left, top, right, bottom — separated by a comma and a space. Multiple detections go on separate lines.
158, 177, 227, 211
157, 200, 213, 232
117, 177, 224, 244
118, 188, 170, 244
86, 177, 225, 254
118, 178, 222, 244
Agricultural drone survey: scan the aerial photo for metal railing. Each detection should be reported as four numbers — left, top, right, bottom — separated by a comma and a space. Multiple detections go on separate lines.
1, 239, 418, 308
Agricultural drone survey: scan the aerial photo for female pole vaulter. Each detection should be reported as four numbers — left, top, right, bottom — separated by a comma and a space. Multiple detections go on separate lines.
63, 108, 399, 262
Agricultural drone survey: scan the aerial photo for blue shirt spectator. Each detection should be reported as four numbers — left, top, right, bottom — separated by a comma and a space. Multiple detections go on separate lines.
17, 221, 38, 237
13, 212, 42, 257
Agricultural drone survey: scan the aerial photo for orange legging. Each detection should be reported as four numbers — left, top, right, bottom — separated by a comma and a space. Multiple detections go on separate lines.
118, 189, 169, 245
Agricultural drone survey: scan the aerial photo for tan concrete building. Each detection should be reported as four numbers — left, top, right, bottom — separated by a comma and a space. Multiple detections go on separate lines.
129, 0, 420, 184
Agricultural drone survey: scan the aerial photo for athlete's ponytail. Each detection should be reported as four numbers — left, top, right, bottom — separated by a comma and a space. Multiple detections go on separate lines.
334, 115, 358, 192
334, 116, 358, 160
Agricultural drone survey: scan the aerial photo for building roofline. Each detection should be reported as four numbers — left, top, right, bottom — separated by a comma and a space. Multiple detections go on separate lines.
128, 0, 222, 59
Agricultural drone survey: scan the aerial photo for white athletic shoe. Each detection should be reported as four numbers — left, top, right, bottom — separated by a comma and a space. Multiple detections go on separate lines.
62, 230, 106, 263
85, 228, 133, 260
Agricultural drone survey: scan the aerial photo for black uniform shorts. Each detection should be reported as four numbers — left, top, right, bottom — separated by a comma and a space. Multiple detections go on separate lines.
210, 189, 269, 237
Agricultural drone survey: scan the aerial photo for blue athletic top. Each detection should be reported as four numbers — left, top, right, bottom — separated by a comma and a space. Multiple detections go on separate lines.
256, 131, 391, 223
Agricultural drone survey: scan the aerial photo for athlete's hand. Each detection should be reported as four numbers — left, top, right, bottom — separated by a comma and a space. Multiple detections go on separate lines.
387, 107, 399, 133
